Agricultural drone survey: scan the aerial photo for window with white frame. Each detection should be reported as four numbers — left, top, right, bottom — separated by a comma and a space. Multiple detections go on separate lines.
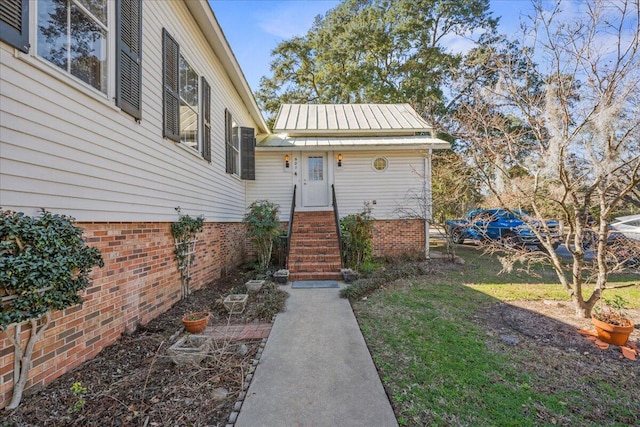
37, 0, 109, 94
224, 109, 255, 180
179, 54, 199, 150
0, 0, 143, 118
162, 29, 211, 161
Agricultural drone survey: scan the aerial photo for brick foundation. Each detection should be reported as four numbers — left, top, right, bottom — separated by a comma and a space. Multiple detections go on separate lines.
0, 221, 246, 409
372, 219, 426, 258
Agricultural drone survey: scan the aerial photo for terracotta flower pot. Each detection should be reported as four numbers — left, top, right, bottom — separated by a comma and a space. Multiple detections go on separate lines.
182, 311, 211, 333
591, 316, 634, 346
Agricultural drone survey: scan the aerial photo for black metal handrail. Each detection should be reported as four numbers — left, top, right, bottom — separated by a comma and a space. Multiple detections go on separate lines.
331, 184, 344, 267
286, 185, 296, 268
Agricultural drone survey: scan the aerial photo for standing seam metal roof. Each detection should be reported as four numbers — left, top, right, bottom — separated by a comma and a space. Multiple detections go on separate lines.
273, 104, 433, 134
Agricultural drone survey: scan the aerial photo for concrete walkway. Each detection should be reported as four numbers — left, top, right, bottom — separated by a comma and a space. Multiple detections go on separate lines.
235, 284, 398, 427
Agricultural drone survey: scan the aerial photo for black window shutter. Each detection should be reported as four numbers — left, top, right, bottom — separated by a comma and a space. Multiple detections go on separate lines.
240, 127, 255, 181
0, 0, 29, 53
225, 109, 233, 173
201, 77, 211, 162
115, 0, 142, 120
162, 29, 180, 142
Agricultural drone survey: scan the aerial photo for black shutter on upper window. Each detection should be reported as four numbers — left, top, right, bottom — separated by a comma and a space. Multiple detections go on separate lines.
225, 109, 233, 174
240, 127, 255, 181
201, 77, 211, 162
0, 0, 29, 53
162, 29, 180, 142
116, 0, 142, 120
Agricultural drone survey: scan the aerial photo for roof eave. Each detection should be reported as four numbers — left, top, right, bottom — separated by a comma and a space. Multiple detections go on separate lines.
256, 143, 451, 152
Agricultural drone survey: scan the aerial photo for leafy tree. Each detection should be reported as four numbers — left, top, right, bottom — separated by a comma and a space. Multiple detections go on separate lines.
257, 0, 498, 127
451, 0, 640, 318
1, 209, 103, 409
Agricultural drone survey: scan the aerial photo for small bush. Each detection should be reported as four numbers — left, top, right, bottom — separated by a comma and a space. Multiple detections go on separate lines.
254, 282, 288, 320
339, 261, 435, 300
244, 200, 280, 270
340, 204, 373, 269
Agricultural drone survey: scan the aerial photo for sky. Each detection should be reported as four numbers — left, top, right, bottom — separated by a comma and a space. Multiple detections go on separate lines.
208, 0, 538, 92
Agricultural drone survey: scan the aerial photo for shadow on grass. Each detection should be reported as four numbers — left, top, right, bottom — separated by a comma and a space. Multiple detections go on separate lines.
353, 261, 639, 427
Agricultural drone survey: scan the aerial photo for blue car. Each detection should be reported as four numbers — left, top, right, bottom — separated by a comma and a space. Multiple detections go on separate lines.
445, 209, 562, 250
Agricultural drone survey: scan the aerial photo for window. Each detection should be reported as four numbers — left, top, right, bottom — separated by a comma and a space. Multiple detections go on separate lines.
224, 109, 255, 180
372, 156, 388, 171
37, 0, 109, 94
179, 54, 199, 149
162, 28, 211, 160
1, 0, 142, 117
225, 110, 238, 174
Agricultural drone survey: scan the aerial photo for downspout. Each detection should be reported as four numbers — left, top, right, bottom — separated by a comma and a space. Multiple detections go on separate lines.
424, 149, 432, 259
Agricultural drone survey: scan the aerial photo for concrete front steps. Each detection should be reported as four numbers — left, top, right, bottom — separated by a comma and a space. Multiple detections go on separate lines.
288, 210, 343, 281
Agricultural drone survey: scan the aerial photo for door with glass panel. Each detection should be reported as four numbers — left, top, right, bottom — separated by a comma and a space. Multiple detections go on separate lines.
302, 153, 329, 207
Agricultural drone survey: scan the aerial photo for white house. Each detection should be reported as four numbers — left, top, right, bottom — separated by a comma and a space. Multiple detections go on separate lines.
247, 104, 449, 279
0, 0, 267, 408
0, 0, 449, 408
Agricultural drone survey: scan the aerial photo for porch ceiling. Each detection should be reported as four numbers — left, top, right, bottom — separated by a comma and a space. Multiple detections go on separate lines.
255, 134, 451, 151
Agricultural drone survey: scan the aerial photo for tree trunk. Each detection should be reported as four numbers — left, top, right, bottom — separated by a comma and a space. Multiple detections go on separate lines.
5, 312, 51, 410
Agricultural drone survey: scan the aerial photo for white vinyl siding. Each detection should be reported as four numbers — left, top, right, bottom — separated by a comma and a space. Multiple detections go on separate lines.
246, 152, 295, 221
0, 0, 259, 222
248, 150, 428, 221
334, 151, 427, 220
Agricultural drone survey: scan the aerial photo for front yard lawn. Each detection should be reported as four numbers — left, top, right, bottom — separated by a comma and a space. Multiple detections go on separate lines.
353, 245, 639, 426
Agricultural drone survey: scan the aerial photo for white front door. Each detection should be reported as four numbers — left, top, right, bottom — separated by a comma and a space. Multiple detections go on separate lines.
302, 153, 329, 207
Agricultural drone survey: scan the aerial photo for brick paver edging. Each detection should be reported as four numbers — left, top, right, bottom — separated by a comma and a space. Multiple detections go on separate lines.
202, 323, 272, 341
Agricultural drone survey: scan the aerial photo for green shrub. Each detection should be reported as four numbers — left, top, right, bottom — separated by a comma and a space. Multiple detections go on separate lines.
1, 209, 104, 327
244, 200, 280, 270
0, 209, 103, 409
340, 204, 373, 269
170, 207, 204, 299
339, 261, 435, 300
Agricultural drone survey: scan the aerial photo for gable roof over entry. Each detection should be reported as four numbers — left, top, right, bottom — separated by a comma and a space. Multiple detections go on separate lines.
260, 103, 450, 151
273, 104, 434, 136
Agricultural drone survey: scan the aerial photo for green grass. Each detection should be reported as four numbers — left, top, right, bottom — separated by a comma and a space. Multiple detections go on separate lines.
354, 246, 640, 426
450, 244, 640, 307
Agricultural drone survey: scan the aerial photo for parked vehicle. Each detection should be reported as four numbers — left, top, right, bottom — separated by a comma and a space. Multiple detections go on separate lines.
607, 214, 640, 267
609, 214, 640, 241
445, 209, 562, 250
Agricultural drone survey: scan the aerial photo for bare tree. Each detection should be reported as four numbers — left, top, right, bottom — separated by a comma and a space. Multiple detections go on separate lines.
451, 0, 640, 317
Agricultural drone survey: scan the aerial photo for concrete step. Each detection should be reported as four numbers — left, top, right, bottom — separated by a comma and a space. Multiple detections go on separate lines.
290, 271, 343, 281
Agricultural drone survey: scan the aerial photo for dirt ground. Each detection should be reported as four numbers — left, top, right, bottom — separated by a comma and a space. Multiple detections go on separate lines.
4, 270, 287, 427
479, 299, 640, 362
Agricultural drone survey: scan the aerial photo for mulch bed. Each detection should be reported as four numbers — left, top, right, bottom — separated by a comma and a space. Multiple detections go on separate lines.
482, 299, 640, 362
4, 270, 287, 427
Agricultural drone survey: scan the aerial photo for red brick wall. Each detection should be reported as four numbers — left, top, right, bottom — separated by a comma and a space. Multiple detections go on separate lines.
0, 221, 246, 409
372, 219, 425, 258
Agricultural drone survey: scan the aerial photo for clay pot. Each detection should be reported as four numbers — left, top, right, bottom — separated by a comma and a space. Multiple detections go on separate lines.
182, 311, 211, 333
591, 316, 634, 346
